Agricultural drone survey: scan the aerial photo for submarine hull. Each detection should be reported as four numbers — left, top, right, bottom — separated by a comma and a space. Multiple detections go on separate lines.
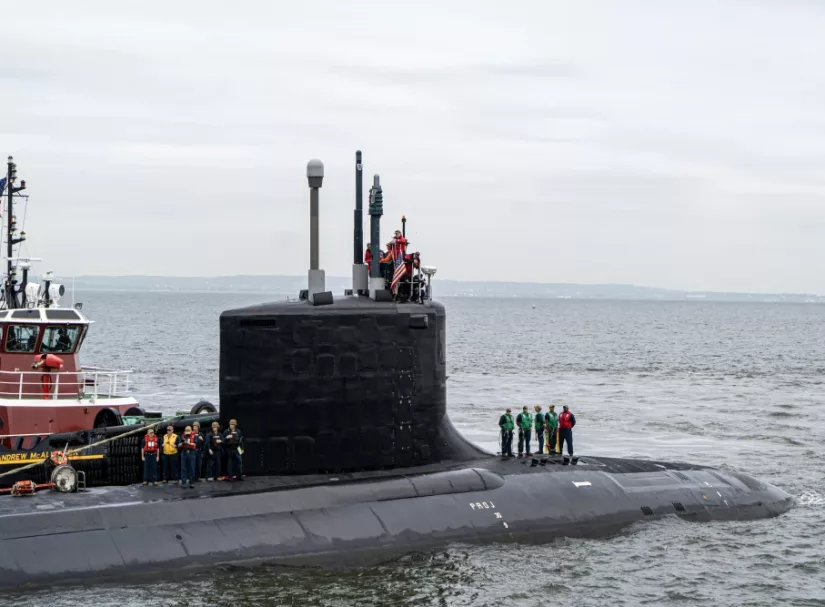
0, 456, 793, 590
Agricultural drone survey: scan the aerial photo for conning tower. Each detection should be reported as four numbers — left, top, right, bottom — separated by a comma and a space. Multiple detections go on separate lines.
220, 152, 482, 475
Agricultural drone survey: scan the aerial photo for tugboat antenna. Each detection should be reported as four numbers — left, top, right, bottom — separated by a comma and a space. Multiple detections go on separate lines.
3, 156, 28, 309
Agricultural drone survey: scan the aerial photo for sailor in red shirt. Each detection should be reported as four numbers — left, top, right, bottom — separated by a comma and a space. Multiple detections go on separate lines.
141, 427, 160, 486
557, 405, 576, 457
364, 244, 373, 273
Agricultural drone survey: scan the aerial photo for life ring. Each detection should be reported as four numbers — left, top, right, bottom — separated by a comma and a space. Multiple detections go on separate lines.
50, 450, 69, 466
33, 354, 65, 369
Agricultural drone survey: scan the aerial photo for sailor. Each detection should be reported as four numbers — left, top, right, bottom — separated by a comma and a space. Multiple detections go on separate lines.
516, 406, 533, 457
558, 405, 576, 457
141, 427, 160, 486
6, 328, 20, 351
177, 425, 198, 489
545, 404, 558, 454
32, 353, 64, 398
223, 419, 244, 481
161, 426, 179, 484
533, 405, 545, 455
498, 408, 515, 457
205, 421, 223, 481
192, 421, 205, 481
364, 244, 373, 273
381, 230, 408, 268
55, 328, 72, 352
392, 230, 408, 265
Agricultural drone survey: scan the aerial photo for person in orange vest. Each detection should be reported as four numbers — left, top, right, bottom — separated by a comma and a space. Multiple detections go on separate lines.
141, 427, 160, 486
176, 425, 198, 489
32, 353, 64, 398
557, 405, 576, 456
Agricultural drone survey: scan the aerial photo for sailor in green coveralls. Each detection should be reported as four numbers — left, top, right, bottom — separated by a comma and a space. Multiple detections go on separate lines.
545, 404, 558, 454
498, 408, 515, 457
516, 406, 533, 456
533, 405, 545, 455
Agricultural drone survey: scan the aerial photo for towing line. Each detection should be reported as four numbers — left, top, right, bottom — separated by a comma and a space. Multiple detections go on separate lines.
0, 414, 185, 480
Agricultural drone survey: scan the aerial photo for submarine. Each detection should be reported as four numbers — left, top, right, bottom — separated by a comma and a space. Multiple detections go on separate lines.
0, 152, 793, 590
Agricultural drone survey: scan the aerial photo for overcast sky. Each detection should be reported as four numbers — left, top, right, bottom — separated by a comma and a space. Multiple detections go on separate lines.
3, 0, 824, 292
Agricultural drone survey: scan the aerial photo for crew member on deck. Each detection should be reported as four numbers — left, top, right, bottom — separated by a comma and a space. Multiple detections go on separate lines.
32, 353, 64, 398
141, 427, 159, 486
55, 328, 72, 352
365, 244, 373, 274
205, 421, 223, 481
534, 405, 545, 455
223, 419, 244, 481
161, 426, 179, 484
516, 406, 533, 457
558, 405, 576, 457
177, 425, 198, 489
498, 408, 514, 457
545, 405, 558, 454
192, 421, 205, 481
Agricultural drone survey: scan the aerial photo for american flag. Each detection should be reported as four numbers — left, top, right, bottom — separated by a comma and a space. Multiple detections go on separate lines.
391, 256, 408, 293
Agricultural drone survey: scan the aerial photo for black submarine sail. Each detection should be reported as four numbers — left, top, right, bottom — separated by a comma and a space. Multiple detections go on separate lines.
221, 154, 480, 474
0, 152, 793, 591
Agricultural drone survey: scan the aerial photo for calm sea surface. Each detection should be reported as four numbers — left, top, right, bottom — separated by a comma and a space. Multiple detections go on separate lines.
8, 292, 825, 607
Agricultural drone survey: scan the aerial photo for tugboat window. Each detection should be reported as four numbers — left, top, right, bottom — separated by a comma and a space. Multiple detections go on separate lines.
40, 326, 81, 354
5, 325, 40, 353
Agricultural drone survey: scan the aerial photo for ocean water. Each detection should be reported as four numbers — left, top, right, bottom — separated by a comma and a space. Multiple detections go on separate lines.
9, 292, 825, 607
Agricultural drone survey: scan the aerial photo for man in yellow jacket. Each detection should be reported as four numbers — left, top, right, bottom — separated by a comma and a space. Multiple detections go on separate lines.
161, 425, 179, 484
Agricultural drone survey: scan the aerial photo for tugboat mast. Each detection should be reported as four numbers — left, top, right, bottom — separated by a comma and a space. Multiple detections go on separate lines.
4, 156, 27, 309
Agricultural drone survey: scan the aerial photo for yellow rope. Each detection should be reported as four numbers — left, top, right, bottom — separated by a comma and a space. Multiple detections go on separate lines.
0, 415, 186, 480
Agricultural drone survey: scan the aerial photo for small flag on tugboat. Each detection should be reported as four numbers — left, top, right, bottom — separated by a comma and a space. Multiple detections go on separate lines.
0, 177, 6, 194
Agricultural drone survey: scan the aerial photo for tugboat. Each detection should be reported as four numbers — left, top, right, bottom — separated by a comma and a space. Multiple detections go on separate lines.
0, 151, 792, 591
0, 156, 215, 487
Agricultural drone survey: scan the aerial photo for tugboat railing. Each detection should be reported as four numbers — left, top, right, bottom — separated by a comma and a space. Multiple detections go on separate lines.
0, 369, 133, 400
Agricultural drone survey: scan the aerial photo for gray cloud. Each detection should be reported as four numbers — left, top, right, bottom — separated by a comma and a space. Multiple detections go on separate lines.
1, 0, 824, 293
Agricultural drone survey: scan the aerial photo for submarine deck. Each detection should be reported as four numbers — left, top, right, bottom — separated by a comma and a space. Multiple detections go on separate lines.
0, 454, 706, 517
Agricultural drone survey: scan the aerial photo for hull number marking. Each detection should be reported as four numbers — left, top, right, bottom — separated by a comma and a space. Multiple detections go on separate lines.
469, 501, 509, 531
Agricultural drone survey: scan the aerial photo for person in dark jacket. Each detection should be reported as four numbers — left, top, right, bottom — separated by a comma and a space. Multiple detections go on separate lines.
205, 421, 223, 481
191, 421, 206, 481
557, 405, 576, 456
223, 419, 244, 481
498, 408, 515, 457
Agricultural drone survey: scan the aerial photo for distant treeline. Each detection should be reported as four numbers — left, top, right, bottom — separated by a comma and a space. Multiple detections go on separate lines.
68, 275, 825, 302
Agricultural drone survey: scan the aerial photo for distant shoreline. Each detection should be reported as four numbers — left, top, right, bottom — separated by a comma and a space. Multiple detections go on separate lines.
65, 276, 825, 303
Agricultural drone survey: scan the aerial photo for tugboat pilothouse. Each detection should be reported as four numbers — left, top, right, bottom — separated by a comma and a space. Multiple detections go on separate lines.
0, 156, 140, 448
